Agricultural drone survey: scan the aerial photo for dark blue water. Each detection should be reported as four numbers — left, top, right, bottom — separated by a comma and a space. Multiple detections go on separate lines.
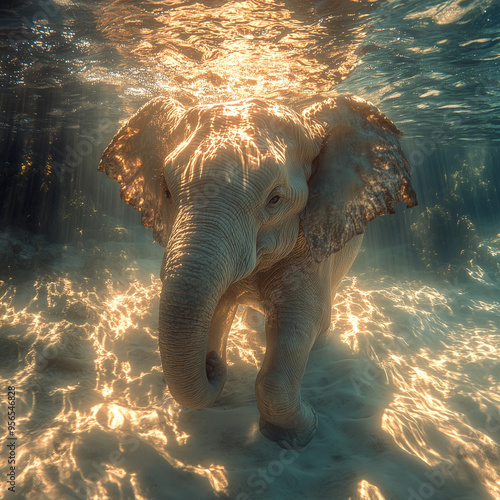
1, 0, 498, 249
0, 2, 499, 499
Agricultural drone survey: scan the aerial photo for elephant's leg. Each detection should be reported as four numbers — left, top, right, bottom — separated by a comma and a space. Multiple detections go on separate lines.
206, 289, 238, 382
255, 283, 331, 449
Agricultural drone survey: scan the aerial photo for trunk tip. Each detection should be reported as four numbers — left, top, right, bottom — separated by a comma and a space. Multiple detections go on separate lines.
206, 350, 226, 383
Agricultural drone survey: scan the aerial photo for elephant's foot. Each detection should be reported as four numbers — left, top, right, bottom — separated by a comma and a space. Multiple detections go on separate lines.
259, 402, 318, 450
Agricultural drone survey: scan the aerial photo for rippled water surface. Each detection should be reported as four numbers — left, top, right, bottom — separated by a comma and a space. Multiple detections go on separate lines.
0, 1, 499, 499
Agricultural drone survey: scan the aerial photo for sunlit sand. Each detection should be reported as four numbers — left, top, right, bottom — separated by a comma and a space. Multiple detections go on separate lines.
1, 230, 498, 499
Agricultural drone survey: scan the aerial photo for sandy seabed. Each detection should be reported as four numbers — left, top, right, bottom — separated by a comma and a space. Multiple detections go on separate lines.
0, 229, 499, 500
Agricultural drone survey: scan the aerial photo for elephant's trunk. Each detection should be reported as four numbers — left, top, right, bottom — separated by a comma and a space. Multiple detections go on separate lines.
158, 220, 240, 409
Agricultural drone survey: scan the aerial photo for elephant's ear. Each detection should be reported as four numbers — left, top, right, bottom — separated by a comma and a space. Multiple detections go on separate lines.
300, 95, 418, 262
98, 97, 185, 246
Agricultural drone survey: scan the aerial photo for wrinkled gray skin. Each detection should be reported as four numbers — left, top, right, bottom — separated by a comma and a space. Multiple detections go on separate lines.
99, 95, 417, 449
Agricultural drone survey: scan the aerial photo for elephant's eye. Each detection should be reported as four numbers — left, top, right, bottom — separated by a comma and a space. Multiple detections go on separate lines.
268, 195, 280, 205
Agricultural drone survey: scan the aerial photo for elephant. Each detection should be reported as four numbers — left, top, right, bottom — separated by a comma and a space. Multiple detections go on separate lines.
99, 95, 417, 449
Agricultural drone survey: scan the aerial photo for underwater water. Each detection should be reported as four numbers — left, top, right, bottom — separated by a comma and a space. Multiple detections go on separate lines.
0, 1, 499, 499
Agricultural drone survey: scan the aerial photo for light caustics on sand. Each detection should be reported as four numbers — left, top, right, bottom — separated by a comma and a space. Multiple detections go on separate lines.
334, 275, 500, 498
0, 271, 230, 496
2, 1, 499, 498
1, 251, 499, 498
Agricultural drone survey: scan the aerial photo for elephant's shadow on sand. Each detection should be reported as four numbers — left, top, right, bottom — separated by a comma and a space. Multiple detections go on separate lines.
155, 324, 494, 500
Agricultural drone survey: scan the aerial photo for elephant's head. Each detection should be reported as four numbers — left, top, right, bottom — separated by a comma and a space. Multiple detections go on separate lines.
99, 95, 417, 409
